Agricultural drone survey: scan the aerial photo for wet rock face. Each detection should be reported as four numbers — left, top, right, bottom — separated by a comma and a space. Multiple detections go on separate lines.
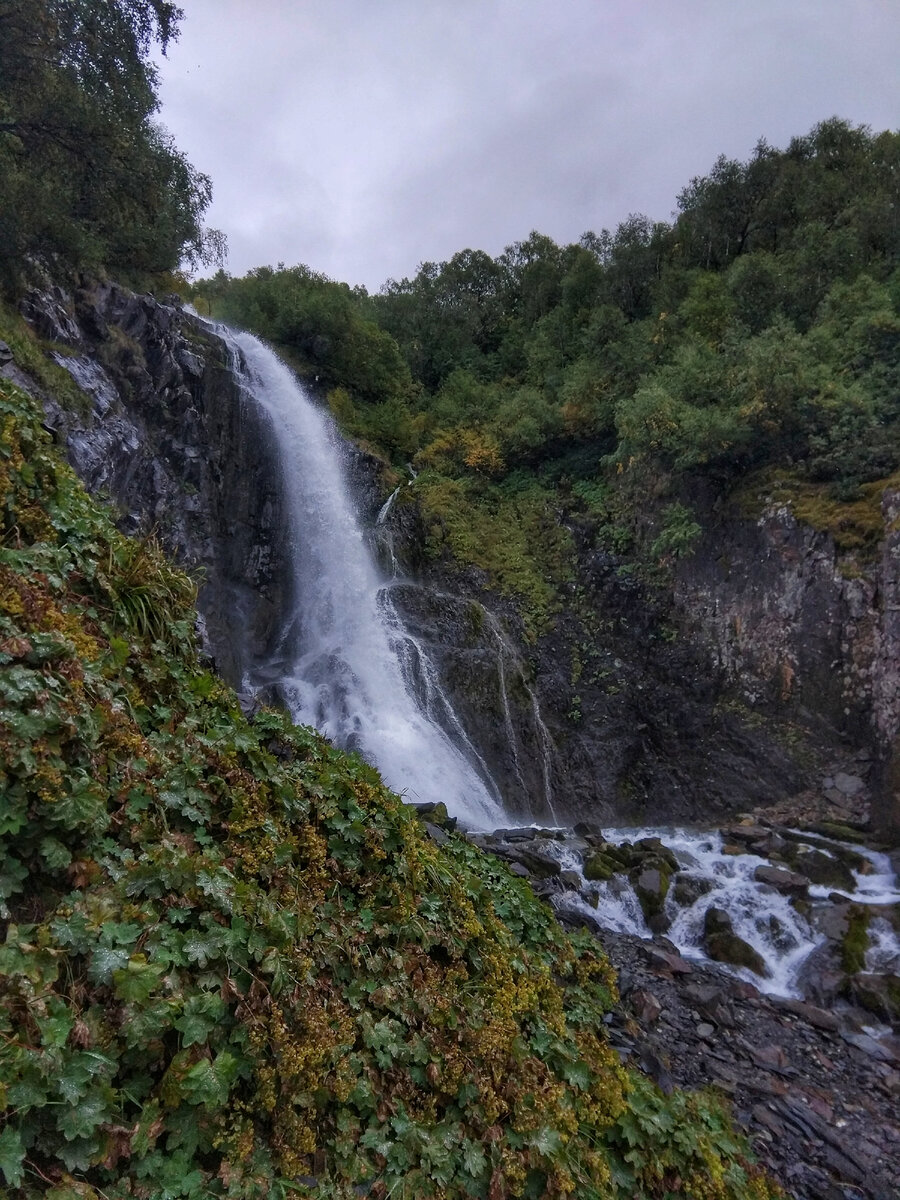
674, 501, 900, 839
17, 282, 293, 688
386, 581, 554, 820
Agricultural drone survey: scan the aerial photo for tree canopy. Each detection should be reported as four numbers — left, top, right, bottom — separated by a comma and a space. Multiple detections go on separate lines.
196, 120, 900, 626
0, 0, 221, 290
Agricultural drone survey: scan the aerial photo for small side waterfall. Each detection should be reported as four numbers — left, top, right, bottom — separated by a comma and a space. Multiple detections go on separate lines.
216, 325, 504, 828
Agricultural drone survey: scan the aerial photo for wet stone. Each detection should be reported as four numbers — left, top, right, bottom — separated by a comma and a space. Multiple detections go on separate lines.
630, 988, 662, 1024
671, 872, 714, 906
491, 826, 537, 842
558, 869, 583, 890
841, 1031, 899, 1064
769, 996, 840, 1032
583, 851, 616, 881
834, 772, 866, 797
423, 821, 449, 846
754, 864, 810, 895
846, 972, 900, 1025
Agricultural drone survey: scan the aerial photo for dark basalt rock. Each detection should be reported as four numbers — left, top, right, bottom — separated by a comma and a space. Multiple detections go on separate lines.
753, 864, 810, 895
18, 281, 294, 691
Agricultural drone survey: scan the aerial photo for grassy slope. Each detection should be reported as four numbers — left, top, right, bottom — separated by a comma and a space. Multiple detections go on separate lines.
0, 372, 779, 1198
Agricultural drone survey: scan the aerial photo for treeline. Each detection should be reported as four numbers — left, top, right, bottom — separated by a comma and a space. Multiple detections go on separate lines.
194, 119, 900, 620
0, 0, 221, 293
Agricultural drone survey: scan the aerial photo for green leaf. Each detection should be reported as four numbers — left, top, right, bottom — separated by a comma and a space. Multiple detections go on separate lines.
180, 1051, 239, 1108
175, 993, 226, 1047
182, 928, 223, 968
57, 1092, 110, 1140
39, 836, 73, 870
0, 1125, 25, 1186
112, 955, 164, 1003
560, 1058, 592, 1089
88, 944, 129, 983
528, 1127, 562, 1156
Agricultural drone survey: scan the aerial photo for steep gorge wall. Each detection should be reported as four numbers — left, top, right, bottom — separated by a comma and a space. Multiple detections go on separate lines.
7, 282, 899, 837
670, 498, 900, 836
9, 281, 292, 688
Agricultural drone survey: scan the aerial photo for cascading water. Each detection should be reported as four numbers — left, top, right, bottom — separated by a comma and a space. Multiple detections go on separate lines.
216, 325, 504, 828
549, 826, 900, 997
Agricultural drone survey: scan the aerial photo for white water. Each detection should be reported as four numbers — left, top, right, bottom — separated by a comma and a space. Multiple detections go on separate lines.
551, 826, 900, 997
218, 326, 504, 828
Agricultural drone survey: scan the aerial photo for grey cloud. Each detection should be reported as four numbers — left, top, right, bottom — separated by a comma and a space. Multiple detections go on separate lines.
157, 0, 900, 289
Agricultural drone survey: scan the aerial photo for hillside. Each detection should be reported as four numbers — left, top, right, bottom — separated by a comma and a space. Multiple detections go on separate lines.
0, 368, 780, 1196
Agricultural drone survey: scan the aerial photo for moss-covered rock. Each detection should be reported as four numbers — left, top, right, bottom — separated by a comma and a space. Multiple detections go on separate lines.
840, 904, 873, 975
703, 909, 770, 978
583, 851, 617, 881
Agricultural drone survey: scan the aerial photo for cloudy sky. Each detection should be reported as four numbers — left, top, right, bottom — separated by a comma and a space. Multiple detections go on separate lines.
156, 0, 900, 291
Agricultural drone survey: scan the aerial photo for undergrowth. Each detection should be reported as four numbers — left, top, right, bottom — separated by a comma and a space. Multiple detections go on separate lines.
0, 375, 780, 1197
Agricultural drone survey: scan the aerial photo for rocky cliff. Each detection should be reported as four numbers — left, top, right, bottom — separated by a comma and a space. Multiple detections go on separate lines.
7, 281, 899, 839
10, 280, 294, 691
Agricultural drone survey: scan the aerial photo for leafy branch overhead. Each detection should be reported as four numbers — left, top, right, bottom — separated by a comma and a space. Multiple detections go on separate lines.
0, 1, 224, 291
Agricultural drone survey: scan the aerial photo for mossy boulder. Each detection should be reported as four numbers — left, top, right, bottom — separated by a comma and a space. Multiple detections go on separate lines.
583, 850, 618, 881
703, 908, 770, 978
777, 845, 856, 892
671, 872, 714, 907
632, 863, 672, 928
846, 973, 900, 1026
840, 904, 872, 974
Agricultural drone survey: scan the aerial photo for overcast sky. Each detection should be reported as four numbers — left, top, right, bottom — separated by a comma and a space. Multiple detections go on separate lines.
156, 0, 900, 291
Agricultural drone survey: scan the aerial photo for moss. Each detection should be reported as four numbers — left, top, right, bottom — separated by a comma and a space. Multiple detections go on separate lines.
583, 852, 617, 882
416, 470, 573, 638
733, 466, 900, 563
840, 904, 872, 975
0, 300, 91, 417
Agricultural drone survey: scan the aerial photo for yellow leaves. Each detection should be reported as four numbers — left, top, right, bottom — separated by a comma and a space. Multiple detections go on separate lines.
418, 425, 506, 477
461, 429, 505, 476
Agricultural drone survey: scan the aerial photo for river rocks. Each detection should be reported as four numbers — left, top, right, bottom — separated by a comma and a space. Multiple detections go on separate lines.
778, 844, 857, 891
846, 972, 900, 1027
753, 864, 810, 895
703, 907, 770, 977
633, 866, 670, 928
583, 852, 615, 881
671, 871, 714, 906
596, 927, 900, 1200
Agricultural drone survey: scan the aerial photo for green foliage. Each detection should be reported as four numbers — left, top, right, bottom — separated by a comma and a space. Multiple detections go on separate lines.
0, 0, 221, 291
650, 503, 702, 561
192, 265, 412, 404
0, 376, 780, 1197
193, 119, 900, 632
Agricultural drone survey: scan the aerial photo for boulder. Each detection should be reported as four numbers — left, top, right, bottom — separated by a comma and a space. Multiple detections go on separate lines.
632, 864, 671, 928
671, 872, 714, 907
779, 846, 856, 892
846, 973, 900, 1026
583, 852, 616, 882
753, 865, 809, 895
702, 908, 769, 977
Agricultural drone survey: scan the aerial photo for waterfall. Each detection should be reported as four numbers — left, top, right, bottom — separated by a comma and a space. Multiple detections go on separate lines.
216, 325, 504, 828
